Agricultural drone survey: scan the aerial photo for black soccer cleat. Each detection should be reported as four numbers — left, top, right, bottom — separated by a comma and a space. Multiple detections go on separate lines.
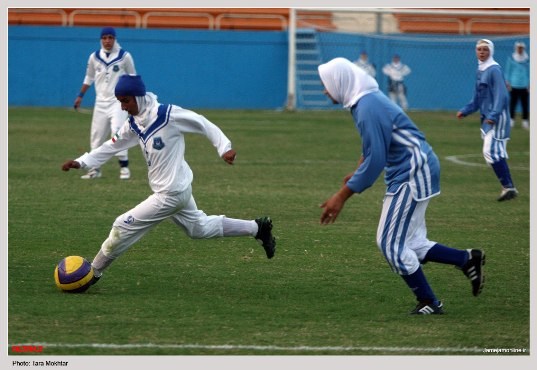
497, 188, 518, 202
255, 217, 276, 259
410, 300, 444, 315
461, 249, 485, 296
89, 274, 101, 286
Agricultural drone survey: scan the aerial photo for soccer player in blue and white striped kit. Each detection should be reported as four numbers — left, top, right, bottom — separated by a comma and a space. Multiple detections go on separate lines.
318, 58, 485, 315
457, 39, 518, 201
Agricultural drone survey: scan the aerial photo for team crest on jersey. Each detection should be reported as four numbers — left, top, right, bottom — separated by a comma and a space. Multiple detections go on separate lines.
113, 65, 120, 72
153, 137, 165, 150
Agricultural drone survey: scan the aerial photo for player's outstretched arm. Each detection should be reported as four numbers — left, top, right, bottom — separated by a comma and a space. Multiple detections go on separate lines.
62, 160, 81, 171
221, 149, 237, 165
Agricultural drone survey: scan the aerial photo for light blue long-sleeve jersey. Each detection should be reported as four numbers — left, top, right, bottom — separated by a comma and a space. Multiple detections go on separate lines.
505, 55, 530, 89
346, 91, 440, 201
459, 64, 511, 139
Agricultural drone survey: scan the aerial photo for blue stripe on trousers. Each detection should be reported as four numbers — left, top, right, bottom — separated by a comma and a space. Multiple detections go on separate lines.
380, 185, 415, 275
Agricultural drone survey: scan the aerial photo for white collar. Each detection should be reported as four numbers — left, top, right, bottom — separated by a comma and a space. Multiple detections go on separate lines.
478, 56, 499, 72
100, 40, 121, 58
512, 51, 529, 63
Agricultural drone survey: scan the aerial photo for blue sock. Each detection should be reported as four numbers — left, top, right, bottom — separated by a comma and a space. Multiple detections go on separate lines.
401, 266, 438, 304
491, 159, 514, 188
424, 243, 468, 268
119, 159, 129, 168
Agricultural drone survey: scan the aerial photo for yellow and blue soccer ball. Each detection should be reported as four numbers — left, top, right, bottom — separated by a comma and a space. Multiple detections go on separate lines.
54, 256, 94, 293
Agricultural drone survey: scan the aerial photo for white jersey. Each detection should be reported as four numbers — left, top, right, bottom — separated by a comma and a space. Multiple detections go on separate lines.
382, 62, 411, 82
354, 59, 376, 78
83, 45, 136, 103
76, 96, 232, 194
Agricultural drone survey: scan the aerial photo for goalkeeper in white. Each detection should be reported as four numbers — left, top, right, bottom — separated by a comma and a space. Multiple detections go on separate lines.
62, 74, 276, 285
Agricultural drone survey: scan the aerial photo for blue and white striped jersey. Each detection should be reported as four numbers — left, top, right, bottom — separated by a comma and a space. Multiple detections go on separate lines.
459, 64, 511, 140
346, 91, 440, 201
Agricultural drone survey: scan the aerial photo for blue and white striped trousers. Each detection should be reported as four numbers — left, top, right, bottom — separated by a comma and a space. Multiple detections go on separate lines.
482, 129, 509, 164
376, 184, 436, 275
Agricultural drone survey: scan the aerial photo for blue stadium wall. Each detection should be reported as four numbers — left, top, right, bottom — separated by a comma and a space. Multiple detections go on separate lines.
8, 26, 529, 110
8, 26, 289, 110
317, 32, 530, 111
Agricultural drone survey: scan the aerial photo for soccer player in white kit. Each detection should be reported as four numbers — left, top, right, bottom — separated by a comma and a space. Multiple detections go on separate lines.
382, 54, 411, 111
62, 74, 276, 286
73, 27, 136, 180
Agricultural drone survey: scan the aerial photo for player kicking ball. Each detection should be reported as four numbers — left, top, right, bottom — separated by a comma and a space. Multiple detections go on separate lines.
62, 74, 275, 286
317, 58, 485, 315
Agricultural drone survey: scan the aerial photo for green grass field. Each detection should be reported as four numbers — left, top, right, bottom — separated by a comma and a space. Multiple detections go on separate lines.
7, 107, 530, 357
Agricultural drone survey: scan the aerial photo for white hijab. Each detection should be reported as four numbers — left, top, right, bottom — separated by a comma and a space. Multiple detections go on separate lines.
318, 57, 379, 109
100, 39, 121, 58
512, 42, 529, 63
476, 39, 499, 72
134, 92, 159, 127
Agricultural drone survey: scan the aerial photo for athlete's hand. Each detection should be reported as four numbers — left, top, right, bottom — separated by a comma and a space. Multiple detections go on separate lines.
222, 149, 237, 165
73, 97, 82, 110
62, 160, 81, 171
320, 194, 345, 225
320, 186, 354, 225
456, 111, 464, 119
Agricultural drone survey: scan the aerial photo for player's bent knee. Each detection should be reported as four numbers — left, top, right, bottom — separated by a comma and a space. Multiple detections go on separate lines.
101, 226, 122, 257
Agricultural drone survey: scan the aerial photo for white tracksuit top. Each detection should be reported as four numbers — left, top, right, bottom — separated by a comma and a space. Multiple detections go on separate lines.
76, 95, 232, 194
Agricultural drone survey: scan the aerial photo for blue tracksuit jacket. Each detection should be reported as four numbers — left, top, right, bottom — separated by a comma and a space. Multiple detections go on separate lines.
346, 91, 440, 201
459, 64, 511, 140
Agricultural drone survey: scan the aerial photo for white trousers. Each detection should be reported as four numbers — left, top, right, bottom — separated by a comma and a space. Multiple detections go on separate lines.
91, 100, 128, 160
376, 184, 436, 275
100, 185, 224, 259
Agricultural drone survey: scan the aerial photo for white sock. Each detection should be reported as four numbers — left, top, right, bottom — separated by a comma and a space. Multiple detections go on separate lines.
91, 250, 115, 277
222, 217, 258, 237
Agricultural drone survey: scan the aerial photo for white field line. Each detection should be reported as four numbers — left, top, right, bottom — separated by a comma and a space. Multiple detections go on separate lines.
10, 342, 484, 354
445, 152, 529, 171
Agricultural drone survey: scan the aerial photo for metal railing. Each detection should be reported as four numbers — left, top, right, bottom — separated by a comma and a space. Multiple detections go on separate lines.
215, 13, 287, 30
297, 8, 530, 35
396, 17, 465, 35
68, 9, 142, 28
141, 11, 215, 29
466, 18, 530, 34
9, 8, 68, 26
